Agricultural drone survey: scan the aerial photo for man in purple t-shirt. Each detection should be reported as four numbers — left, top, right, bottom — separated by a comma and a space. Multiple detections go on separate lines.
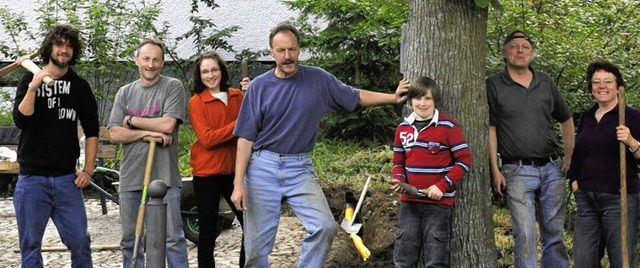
231, 23, 408, 267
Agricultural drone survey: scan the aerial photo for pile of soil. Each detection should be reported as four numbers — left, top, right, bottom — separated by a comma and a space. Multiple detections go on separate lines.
319, 185, 400, 267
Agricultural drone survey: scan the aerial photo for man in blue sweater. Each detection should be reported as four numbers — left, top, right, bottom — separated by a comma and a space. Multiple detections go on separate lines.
231, 23, 408, 267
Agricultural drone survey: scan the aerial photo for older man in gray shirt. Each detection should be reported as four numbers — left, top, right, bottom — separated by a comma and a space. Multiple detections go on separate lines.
486, 30, 574, 268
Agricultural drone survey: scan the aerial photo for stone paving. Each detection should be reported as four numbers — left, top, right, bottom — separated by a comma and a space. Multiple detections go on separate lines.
0, 198, 307, 268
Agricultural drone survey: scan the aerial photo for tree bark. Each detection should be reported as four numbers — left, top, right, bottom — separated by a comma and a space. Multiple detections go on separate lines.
403, 0, 497, 266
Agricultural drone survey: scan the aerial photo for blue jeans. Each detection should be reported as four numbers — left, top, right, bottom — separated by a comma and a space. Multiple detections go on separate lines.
573, 190, 639, 268
243, 150, 338, 268
13, 174, 92, 268
503, 158, 568, 268
393, 202, 452, 268
119, 186, 188, 268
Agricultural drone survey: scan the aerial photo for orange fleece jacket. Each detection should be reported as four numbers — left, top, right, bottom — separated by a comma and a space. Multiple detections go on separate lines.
189, 88, 244, 176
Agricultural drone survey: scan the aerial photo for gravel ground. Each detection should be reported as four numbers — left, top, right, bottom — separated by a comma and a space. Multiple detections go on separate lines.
0, 197, 307, 268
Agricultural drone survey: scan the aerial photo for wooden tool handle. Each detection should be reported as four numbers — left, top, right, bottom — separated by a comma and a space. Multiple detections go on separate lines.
0, 52, 38, 77
143, 136, 163, 144
618, 85, 629, 267
241, 58, 249, 78
21, 59, 54, 86
141, 137, 161, 186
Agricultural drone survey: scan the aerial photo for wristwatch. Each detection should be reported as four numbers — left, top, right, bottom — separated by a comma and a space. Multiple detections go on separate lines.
126, 116, 133, 129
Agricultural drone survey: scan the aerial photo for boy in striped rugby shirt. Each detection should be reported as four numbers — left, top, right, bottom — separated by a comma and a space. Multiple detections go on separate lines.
389, 76, 472, 267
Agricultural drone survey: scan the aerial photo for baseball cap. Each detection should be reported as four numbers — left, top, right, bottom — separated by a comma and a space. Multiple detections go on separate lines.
503, 30, 533, 47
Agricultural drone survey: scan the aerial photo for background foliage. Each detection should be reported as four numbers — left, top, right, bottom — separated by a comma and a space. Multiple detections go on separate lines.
286, 0, 640, 144
283, 0, 408, 143
0, 0, 258, 171
1, 0, 164, 125
486, 0, 640, 121
0, 0, 638, 175
4, 0, 639, 144
2, 0, 640, 266
0, 0, 253, 121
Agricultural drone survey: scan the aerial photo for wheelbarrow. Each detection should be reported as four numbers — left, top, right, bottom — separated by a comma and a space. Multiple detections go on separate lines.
95, 167, 235, 244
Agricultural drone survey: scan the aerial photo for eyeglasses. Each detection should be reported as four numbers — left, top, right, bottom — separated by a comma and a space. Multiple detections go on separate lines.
591, 79, 615, 86
201, 68, 220, 74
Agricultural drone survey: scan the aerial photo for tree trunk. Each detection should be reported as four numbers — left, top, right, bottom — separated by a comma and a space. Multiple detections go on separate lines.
403, 0, 497, 266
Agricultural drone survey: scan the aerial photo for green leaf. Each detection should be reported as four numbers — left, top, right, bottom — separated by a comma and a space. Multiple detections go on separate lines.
474, 0, 491, 8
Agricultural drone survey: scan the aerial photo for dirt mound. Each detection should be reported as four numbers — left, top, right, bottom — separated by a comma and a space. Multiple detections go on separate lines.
324, 185, 399, 267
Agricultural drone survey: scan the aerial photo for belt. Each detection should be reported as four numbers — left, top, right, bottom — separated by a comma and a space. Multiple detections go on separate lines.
502, 154, 558, 166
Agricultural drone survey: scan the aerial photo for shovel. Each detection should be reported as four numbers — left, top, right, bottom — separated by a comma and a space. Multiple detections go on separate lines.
340, 176, 371, 234
341, 176, 372, 261
390, 180, 427, 198
131, 136, 163, 268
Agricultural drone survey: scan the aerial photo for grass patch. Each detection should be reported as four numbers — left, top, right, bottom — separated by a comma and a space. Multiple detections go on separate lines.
311, 139, 392, 189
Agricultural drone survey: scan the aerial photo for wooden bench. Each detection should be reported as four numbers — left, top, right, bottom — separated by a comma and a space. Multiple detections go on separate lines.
91, 127, 119, 214
96, 127, 117, 159
0, 126, 20, 174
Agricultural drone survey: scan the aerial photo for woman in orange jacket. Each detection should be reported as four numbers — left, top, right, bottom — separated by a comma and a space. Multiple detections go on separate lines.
189, 50, 246, 267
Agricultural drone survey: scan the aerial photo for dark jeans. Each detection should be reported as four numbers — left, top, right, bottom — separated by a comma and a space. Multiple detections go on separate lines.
193, 174, 245, 268
393, 202, 452, 268
573, 190, 640, 268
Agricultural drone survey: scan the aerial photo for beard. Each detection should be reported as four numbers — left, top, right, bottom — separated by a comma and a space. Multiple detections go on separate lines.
51, 55, 70, 69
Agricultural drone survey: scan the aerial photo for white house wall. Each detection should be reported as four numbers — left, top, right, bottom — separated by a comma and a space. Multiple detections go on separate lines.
0, 0, 302, 61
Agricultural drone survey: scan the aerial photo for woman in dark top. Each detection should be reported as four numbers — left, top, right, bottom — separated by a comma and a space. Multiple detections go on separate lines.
569, 60, 640, 268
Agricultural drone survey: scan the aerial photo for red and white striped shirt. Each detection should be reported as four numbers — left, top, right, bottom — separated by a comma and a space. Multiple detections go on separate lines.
392, 110, 472, 206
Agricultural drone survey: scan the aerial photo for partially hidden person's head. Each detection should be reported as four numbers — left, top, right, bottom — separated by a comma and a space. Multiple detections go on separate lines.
502, 30, 534, 69
135, 38, 166, 84
193, 50, 230, 94
586, 60, 625, 105
38, 23, 83, 68
407, 76, 441, 120
269, 23, 300, 79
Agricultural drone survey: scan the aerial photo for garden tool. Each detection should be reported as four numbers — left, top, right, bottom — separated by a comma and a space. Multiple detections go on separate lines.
0, 51, 37, 77
241, 58, 249, 79
344, 194, 371, 261
340, 176, 370, 234
341, 176, 372, 261
349, 232, 371, 261
344, 192, 361, 236
390, 180, 427, 198
131, 136, 163, 268
618, 85, 630, 266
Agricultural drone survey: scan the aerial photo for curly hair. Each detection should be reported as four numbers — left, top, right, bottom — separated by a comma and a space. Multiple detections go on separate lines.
586, 60, 625, 90
38, 24, 83, 66
192, 50, 230, 94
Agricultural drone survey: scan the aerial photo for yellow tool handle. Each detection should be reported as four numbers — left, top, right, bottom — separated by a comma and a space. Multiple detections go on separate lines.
345, 207, 354, 221
349, 233, 371, 261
